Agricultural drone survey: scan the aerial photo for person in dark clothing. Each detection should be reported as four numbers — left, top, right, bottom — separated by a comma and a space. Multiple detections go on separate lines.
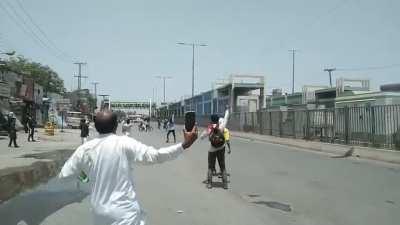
80, 119, 89, 144
24, 115, 29, 134
8, 112, 19, 148
157, 118, 161, 129
166, 114, 176, 143
27, 116, 36, 142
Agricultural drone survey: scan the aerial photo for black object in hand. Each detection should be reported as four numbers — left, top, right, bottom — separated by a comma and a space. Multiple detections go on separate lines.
185, 111, 196, 131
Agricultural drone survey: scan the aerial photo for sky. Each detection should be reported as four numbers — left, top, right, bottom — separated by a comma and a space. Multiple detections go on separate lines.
1, 0, 399, 104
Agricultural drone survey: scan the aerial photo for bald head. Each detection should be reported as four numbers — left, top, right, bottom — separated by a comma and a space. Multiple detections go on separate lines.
95, 110, 118, 134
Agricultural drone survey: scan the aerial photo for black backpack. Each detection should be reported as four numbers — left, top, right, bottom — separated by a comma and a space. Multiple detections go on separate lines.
209, 126, 225, 148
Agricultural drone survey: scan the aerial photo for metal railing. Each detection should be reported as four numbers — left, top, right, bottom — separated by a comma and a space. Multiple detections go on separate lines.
227, 105, 400, 150
174, 105, 400, 150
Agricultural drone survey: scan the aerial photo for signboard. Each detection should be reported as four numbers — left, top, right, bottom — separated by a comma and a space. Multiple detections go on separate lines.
110, 101, 156, 115
111, 101, 156, 109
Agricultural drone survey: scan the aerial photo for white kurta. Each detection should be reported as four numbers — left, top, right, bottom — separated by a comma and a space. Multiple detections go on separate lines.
59, 134, 184, 225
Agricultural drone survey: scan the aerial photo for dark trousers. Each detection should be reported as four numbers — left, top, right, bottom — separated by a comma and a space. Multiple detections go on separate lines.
8, 133, 17, 147
28, 128, 35, 141
167, 130, 176, 142
208, 147, 226, 173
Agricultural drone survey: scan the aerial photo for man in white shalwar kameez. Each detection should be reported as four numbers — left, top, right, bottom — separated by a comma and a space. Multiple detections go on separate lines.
59, 111, 198, 225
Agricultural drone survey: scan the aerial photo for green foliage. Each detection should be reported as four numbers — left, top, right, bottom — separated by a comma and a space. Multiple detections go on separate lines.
5, 56, 66, 95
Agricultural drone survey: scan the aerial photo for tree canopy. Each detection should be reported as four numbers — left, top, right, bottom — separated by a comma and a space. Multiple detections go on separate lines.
4, 56, 66, 95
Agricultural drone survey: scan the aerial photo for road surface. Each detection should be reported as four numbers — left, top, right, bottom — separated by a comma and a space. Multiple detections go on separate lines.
1, 124, 400, 225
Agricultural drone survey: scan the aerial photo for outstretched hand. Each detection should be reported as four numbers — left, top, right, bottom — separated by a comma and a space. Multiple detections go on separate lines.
182, 126, 198, 149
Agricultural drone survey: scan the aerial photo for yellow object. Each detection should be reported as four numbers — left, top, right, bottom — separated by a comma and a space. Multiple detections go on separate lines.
223, 128, 230, 141
45, 122, 55, 136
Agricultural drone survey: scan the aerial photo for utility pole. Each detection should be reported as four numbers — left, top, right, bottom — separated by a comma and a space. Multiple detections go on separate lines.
155, 76, 172, 104
177, 42, 207, 98
288, 49, 298, 94
74, 62, 87, 90
324, 68, 336, 87
91, 82, 99, 110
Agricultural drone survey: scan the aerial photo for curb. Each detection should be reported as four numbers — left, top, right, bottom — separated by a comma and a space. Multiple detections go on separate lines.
0, 149, 74, 204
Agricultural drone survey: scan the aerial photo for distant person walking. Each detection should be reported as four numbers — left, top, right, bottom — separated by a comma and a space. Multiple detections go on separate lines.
7, 112, 19, 148
80, 119, 89, 144
166, 114, 176, 143
122, 118, 133, 136
27, 116, 36, 142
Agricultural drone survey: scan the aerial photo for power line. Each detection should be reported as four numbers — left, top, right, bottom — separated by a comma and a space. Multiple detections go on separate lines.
1, 0, 65, 61
279, 0, 350, 50
0, 1, 71, 63
14, 0, 74, 61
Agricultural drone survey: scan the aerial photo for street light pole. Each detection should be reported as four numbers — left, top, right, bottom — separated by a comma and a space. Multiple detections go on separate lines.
192, 44, 195, 98
324, 68, 336, 87
288, 49, 298, 94
177, 42, 207, 98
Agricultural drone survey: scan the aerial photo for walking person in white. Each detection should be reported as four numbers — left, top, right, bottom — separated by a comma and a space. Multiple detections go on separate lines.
59, 110, 198, 225
121, 118, 133, 136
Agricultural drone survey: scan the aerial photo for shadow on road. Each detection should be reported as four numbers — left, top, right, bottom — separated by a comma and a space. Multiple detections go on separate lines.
0, 189, 87, 225
201, 180, 230, 189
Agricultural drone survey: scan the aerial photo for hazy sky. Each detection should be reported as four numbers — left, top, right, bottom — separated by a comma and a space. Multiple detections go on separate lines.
1, 0, 399, 103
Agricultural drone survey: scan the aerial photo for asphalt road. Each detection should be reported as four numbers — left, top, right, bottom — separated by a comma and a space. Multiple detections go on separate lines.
1, 124, 400, 225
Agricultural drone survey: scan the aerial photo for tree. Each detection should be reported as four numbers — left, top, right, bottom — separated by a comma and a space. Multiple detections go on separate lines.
4, 56, 66, 95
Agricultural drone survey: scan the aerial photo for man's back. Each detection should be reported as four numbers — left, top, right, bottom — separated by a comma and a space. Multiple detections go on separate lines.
60, 133, 185, 225
81, 135, 139, 222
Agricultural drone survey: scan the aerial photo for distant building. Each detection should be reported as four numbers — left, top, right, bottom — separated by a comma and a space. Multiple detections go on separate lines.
266, 78, 372, 110
157, 74, 265, 117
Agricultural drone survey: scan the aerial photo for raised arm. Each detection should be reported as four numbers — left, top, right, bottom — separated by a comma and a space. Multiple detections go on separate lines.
125, 138, 184, 164
220, 109, 230, 130
58, 147, 84, 178
125, 127, 197, 164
